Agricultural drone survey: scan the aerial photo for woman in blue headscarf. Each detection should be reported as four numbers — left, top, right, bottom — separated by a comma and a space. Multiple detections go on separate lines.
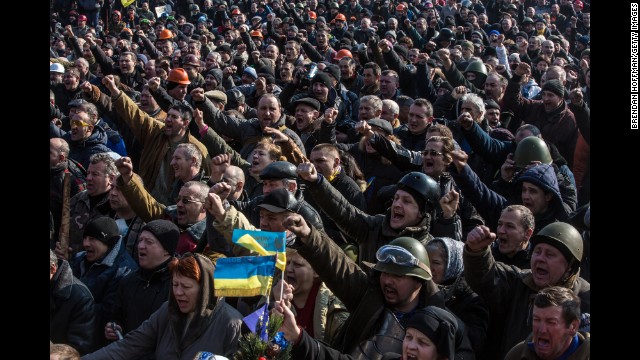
426, 237, 488, 356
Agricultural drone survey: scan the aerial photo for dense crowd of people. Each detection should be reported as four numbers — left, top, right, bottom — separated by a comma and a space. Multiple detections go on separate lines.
50, 0, 591, 359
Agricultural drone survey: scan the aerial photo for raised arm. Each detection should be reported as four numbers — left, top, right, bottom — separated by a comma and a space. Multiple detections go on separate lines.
115, 157, 167, 222
297, 162, 378, 244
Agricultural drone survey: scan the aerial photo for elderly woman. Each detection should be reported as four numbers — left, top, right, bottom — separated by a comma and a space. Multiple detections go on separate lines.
426, 237, 489, 356
83, 253, 243, 360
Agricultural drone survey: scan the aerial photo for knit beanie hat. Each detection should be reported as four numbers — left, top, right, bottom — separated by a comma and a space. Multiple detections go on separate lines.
311, 72, 333, 89
541, 79, 564, 98
83, 217, 121, 247
141, 219, 180, 255
207, 68, 223, 84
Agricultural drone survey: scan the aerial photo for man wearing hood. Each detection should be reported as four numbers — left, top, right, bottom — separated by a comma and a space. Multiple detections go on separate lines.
451, 152, 571, 234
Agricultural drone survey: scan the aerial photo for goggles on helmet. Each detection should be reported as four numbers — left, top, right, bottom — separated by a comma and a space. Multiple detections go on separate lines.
376, 245, 430, 273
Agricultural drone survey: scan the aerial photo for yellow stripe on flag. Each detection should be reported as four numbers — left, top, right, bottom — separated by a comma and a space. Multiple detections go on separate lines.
236, 234, 286, 271
121, 0, 136, 7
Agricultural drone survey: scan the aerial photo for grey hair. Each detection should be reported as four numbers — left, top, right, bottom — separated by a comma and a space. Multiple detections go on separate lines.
184, 181, 210, 201
361, 95, 383, 112
461, 93, 485, 114
382, 99, 399, 116
89, 153, 119, 177
50, 249, 57, 267
176, 143, 203, 169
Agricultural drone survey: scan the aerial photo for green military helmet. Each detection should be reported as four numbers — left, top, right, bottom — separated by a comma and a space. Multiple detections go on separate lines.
514, 136, 552, 168
397, 172, 441, 215
531, 222, 583, 266
464, 60, 488, 86
374, 237, 432, 281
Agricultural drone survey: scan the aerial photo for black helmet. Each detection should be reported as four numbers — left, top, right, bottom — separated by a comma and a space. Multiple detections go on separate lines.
374, 237, 432, 281
397, 172, 440, 215
531, 222, 583, 267
464, 60, 488, 85
513, 136, 552, 168
436, 28, 456, 42
260, 161, 297, 180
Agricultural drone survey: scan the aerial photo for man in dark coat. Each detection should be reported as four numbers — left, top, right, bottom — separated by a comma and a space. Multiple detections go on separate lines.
504, 63, 578, 167
105, 220, 178, 347
50, 249, 96, 355
69, 217, 138, 348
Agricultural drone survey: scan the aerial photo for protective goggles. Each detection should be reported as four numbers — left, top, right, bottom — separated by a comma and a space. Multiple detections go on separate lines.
376, 245, 430, 273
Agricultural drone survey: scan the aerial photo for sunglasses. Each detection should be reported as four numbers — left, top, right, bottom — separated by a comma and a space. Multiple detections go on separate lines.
175, 196, 205, 205
70, 119, 92, 128
421, 149, 443, 157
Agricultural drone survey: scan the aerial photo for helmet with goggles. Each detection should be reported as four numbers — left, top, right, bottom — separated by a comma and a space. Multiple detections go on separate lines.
374, 237, 432, 281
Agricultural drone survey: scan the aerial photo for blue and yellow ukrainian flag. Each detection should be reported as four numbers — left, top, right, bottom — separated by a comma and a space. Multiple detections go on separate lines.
232, 229, 287, 270
214, 255, 276, 297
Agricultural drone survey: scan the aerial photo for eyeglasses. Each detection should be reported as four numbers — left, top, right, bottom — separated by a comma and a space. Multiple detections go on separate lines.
70, 119, 92, 128
422, 149, 443, 157
175, 196, 205, 205
376, 245, 431, 273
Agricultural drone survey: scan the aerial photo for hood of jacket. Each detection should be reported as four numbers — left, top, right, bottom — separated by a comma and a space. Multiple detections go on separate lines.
517, 163, 562, 205
168, 253, 220, 351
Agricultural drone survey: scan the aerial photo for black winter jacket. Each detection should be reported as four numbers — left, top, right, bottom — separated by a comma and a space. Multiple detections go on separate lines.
50, 259, 96, 354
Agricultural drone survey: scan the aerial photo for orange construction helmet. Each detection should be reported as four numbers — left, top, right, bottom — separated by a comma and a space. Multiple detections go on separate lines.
159, 29, 173, 40
250, 30, 263, 38
333, 49, 353, 61
232, 9, 241, 15
334, 13, 346, 21
308, 11, 317, 20
168, 68, 191, 85
396, 4, 406, 11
